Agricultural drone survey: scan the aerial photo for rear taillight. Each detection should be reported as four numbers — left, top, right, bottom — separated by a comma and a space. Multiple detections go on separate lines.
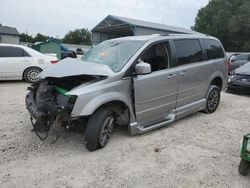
224, 60, 231, 73
51, 60, 58, 64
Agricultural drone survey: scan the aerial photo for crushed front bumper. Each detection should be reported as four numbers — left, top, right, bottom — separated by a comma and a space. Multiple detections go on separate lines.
25, 83, 76, 133
227, 79, 250, 93
26, 90, 48, 122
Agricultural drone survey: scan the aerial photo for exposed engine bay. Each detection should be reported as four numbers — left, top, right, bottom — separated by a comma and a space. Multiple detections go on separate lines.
25, 75, 103, 140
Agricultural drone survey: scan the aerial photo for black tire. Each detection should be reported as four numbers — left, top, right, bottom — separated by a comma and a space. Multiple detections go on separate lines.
203, 85, 220, 114
23, 67, 42, 83
239, 159, 250, 176
85, 106, 115, 152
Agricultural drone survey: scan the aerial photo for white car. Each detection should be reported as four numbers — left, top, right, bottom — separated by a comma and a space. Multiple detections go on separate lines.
0, 44, 58, 83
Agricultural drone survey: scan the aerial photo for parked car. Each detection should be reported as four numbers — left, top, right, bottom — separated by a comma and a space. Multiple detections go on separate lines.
226, 52, 240, 72
226, 52, 240, 62
229, 53, 250, 73
76, 48, 84, 55
227, 62, 250, 93
61, 50, 77, 60
25, 34, 228, 151
0, 44, 58, 83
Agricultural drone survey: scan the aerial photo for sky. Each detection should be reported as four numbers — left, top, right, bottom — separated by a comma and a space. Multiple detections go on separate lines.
0, 0, 209, 38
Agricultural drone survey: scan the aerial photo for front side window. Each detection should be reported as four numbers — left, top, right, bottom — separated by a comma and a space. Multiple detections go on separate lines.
174, 39, 203, 66
0, 46, 24, 57
140, 42, 170, 72
82, 40, 145, 72
203, 39, 224, 60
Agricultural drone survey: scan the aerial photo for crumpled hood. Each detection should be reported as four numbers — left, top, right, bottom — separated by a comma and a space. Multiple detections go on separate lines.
40, 58, 114, 79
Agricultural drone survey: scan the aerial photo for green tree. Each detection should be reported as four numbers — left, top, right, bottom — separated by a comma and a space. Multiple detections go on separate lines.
20, 33, 34, 43
33, 33, 49, 42
193, 0, 250, 51
228, 1, 250, 51
62, 28, 91, 45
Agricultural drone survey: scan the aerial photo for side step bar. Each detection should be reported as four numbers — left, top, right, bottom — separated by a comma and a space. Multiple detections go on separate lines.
129, 114, 175, 135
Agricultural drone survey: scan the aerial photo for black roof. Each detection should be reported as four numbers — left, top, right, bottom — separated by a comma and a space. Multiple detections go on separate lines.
0, 25, 20, 36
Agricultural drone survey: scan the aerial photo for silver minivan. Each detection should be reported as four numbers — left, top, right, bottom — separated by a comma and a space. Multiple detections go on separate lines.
26, 34, 228, 151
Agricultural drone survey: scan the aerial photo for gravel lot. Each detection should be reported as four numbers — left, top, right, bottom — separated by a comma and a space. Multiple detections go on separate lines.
0, 81, 250, 188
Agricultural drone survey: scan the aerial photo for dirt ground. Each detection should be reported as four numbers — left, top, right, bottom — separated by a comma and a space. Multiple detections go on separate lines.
0, 81, 250, 188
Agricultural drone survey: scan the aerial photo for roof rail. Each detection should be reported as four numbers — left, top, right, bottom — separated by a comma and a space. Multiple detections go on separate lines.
151, 33, 191, 36
151, 33, 207, 37
167, 33, 193, 36
159, 34, 169, 36
162, 33, 208, 37
150, 34, 161, 36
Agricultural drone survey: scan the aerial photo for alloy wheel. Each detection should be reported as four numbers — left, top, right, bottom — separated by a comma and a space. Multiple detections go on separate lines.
99, 115, 114, 147
207, 89, 219, 111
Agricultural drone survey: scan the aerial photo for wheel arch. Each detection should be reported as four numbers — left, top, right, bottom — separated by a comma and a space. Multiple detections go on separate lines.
86, 100, 132, 128
98, 100, 130, 121
208, 70, 224, 91
74, 92, 135, 122
210, 76, 223, 91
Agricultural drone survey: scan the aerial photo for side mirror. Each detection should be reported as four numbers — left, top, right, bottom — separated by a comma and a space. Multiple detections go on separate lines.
135, 60, 152, 75
230, 56, 236, 62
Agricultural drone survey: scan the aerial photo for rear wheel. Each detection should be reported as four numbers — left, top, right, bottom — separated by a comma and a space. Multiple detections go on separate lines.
24, 67, 42, 83
85, 106, 115, 151
203, 85, 220, 114
239, 159, 250, 176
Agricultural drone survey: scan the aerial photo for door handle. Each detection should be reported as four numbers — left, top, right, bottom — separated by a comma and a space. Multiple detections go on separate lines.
167, 74, 176, 79
179, 71, 186, 76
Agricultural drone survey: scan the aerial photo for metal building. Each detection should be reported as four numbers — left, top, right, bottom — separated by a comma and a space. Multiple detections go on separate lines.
0, 25, 20, 44
91, 15, 198, 46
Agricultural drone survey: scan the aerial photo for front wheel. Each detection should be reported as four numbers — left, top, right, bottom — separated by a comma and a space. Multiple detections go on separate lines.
85, 107, 115, 151
203, 85, 220, 114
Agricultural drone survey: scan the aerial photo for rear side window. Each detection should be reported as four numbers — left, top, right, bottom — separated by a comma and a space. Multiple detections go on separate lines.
22, 49, 30, 57
0, 46, 29, 57
203, 39, 224, 60
174, 39, 203, 66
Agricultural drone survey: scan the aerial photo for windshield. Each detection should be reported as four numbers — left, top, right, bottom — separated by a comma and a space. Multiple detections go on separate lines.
82, 40, 145, 72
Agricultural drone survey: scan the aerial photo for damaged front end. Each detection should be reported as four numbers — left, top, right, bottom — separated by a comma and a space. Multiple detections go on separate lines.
25, 58, 113, 140
25, 75, 99, 139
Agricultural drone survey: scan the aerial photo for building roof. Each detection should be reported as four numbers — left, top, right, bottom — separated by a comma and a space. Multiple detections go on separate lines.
0, 25, 20, 36
92, 15, 199, 34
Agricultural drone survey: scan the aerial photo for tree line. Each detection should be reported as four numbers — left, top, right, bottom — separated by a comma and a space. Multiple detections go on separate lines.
193, 0, 250, 52
20, 28, 91, 45
21, 0, 250, 51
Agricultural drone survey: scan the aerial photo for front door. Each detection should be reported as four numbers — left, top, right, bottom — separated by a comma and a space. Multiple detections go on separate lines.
133, 42, 178, 126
